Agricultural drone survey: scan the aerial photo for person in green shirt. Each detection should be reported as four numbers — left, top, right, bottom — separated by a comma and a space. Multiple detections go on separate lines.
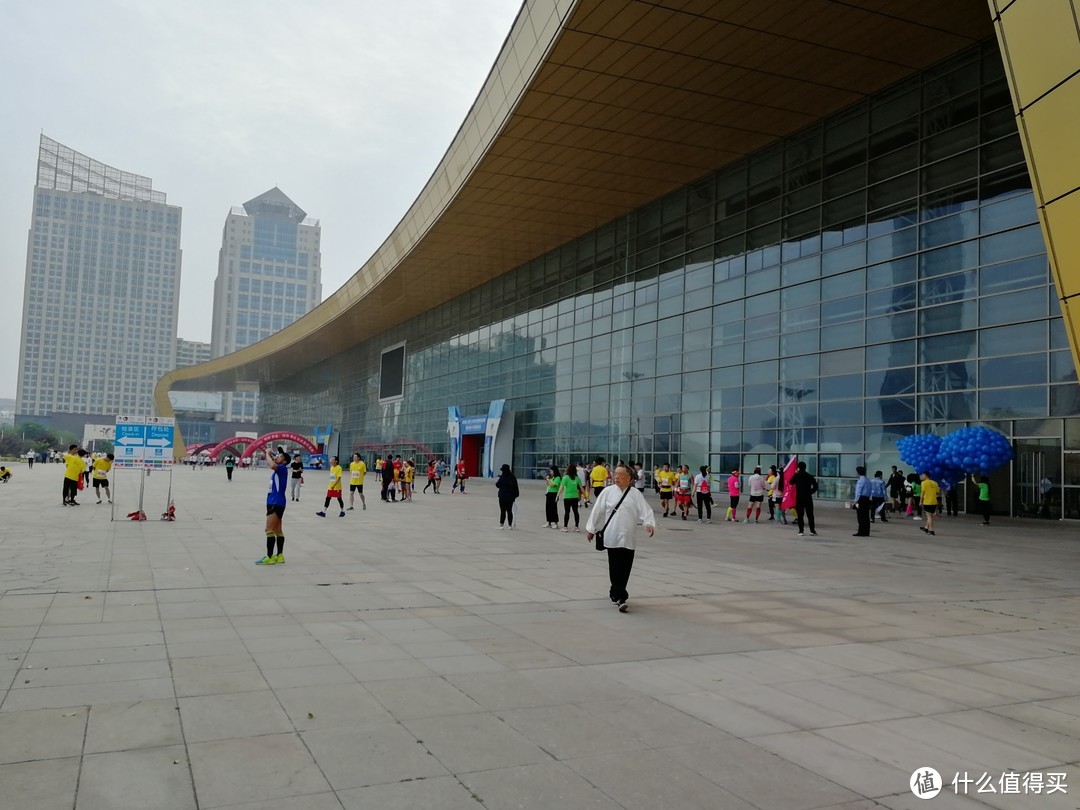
558, 463, 582, 532
907, 473, 922, 520
544, 465, 562, 529
971, 473, 992, 525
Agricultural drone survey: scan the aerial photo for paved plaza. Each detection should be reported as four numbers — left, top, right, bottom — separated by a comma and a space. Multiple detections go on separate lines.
0, 464, 1078, 809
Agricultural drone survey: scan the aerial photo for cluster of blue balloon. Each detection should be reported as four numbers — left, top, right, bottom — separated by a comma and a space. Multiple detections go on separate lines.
897, 427, 1014, 483
939, 426, 1014, 476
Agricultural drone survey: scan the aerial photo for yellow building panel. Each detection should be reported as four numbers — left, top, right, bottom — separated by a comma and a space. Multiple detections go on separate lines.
1041, 189, 1080, 299
1021, 75, 1080, 203
999, 0, 1080, 109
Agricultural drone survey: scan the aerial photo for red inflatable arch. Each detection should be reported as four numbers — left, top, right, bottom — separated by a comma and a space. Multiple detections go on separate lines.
240, 431, 319, 462
185, 443, 215, 456
207, 436, 255, 460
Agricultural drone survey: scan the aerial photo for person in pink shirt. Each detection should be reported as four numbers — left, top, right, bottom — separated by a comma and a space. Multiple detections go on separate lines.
725, 469, 741, 522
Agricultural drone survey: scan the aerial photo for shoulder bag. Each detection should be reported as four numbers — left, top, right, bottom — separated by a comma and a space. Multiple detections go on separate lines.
595, 486, 632, 550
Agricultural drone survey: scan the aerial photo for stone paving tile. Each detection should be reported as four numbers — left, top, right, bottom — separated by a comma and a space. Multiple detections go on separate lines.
85, 699, 184, 753
567, 748, 757, 810
301, 722, 449, 790
402, 712, 551, 773
460, 761, 624, 809
0, 706, 87, 763
76, 745, 195, 810
1, 472, 1079, 807
178, 691, 294, 743
0, 756, 81, 810
188, 733, 331, 808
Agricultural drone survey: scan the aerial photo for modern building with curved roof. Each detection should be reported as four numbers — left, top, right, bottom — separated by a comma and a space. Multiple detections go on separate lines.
159, 0, 1080, 517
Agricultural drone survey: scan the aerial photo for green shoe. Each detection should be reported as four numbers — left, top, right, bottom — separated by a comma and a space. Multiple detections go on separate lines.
274, 554, 285, 565
255, 555, 276, 565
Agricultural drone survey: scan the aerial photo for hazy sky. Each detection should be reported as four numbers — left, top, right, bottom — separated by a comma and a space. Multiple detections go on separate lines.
0, 0, 521, 400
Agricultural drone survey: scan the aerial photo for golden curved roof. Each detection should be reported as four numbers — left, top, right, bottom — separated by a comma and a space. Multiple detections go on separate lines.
158, 0, 991, 416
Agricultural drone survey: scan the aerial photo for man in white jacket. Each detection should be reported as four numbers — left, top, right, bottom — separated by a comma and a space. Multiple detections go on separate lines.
586, 464, 656, 612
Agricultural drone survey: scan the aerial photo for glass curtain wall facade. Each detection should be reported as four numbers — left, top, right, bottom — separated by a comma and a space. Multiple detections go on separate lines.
262, 41, 1080, 515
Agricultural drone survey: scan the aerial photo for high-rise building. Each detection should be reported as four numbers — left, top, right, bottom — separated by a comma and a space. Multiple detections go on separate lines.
175, 338, 211, 368
210, 188, 321, 421
17, 135, 182, 418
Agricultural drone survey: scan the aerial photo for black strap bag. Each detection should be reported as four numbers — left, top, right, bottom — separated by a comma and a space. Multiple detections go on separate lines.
594, 486, 632, 550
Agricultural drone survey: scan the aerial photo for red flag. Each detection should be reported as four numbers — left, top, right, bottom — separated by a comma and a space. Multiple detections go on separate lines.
780, 455, 799, 512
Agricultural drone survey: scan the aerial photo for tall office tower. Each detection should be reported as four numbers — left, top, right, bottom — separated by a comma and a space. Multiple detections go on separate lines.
175, 338, 211, 368
210, 188, 321, 422
16, 135, 182, 418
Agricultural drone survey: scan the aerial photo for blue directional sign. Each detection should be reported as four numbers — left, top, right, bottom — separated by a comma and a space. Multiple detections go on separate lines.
114, 416, 146, 467
144, 418, 175, 467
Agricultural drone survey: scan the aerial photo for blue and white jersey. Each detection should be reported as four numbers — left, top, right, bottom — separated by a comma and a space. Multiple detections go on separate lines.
267, 464, 288, 507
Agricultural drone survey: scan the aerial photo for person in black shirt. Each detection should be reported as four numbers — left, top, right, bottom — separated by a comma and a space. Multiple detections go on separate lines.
495, 464, 520, 529
790, 461, 818, 536
289, 455, 304, 501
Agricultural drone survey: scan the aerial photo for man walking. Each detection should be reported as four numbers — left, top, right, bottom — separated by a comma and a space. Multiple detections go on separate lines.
790, 461, 818, 536
852, 466, 871, 536
585, 464, 656, 613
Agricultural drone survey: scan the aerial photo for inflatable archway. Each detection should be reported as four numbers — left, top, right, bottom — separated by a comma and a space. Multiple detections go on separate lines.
207, 436, 255, 460
240, 431, 319, 462
185, 443, 215, 456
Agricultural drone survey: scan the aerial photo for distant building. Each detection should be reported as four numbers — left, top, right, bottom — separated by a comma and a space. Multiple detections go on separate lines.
175, 338, 211, 368
210, 188, 321, 421
16, 134, 182, 418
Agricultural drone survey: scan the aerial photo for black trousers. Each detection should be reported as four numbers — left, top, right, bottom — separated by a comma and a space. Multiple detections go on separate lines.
979, 500, 992, 523
855, 497, 871, 536
796, 499, 815, 533
499, 497, 515, 525
226, 467, 233, 480
62, 478, 78, 503
946, 488, 959, 517
607, 547, 635, 603
545, 492, 559, 524
696, 493, 712, 519
871, 497, 886, 521
563, 498, 579, 527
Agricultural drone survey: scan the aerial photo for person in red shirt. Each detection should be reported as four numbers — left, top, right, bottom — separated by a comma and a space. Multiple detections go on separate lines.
452, 459, 468, 494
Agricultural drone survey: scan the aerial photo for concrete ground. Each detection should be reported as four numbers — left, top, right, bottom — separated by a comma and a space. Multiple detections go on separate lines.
0, 463, 1077, 809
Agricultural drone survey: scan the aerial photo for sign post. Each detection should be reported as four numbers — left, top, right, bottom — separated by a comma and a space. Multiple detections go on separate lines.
113, 415, 175, 520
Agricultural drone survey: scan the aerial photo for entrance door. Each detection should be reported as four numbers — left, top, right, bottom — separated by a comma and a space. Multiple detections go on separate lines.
1013, 438, 1062, 519
461, 434, 483, 478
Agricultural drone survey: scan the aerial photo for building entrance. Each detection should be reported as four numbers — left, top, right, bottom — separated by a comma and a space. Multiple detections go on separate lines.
1013, 437, 1062, 520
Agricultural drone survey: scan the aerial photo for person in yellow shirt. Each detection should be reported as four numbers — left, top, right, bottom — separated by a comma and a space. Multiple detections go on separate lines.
92, 453, 114, 504
589, 458, 609, 498
63, 444, 86, 506
918, 472, 940, 536
403, 459, 415, 502
348, 453, 367, 511
655, 462, 676, 518
317, 456, 345, 517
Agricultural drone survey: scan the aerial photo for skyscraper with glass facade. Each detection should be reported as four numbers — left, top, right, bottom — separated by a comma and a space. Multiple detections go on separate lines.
161, 1, 1080, 520
17, 135, 182, 419
210, 188, 321, 422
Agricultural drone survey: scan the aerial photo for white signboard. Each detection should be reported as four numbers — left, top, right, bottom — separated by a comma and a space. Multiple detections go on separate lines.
143, 416, 175, 468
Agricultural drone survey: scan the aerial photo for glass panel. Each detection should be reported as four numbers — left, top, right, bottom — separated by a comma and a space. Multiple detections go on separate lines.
867, 366, 915, 396
979, 255, 1048, 296
820, 321, 864, 350
919, 242, 977, 278
919, 391, 975, 421
865, 397, 915, 424
821, 295, 864, 325
919, 361, 976, 391
920, 330, 977, 362
1052, 386, 1080, 417
1051, 351, 1078, 384
980, 354, 1047, 388
980, 386, 1047, 419
919, 302, 977, 335
920, 272, 977, 306
979, 288, 1047, 327
980, 193, 1037, 233
866, 340, 915, 369
980, 224, 1046, 265
980, 322, 1047, 357
821, 269, 865, 299
820, 374, 862, 400
867, 256, 917, 289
